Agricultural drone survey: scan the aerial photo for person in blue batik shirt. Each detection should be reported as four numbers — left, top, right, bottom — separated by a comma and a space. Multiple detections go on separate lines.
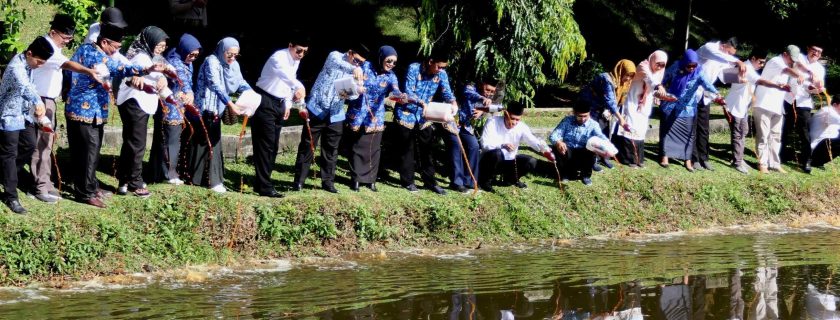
187, 37, 251, 194
66, 24, 162, 208
549, 101, 608, 186
658, 49, 721, 172
0, 37, 52, 214
346, 45, 402, 192
394, 52, 457, 195
147, 33, 201, 186
294, 46, 365, 194
446, 79, 497, 193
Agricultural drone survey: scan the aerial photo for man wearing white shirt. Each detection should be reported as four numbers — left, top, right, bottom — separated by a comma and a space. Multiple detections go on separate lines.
30, 14, 100, 203
693, 37, 745, 171
723, 49, 766, 174
781, 45, 827, 173
251, 32, 309, 198
753, 45, 806, 173
478, 102, 554, 192
808, 95, 840, 170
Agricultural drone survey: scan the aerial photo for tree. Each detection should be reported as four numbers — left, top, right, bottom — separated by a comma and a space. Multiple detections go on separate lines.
416, 0, 587, 106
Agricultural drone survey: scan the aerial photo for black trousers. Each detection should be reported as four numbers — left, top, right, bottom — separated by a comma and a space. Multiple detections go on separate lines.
477, 149, 537, 186
616, 136, 646, 166
66, 120, 104, 201
692, 99, 711, 163
811, 138, 840, 167
396, 125, 440, 187
147, 110, 183, 183
0, 124, 36, 202
554, 147, 596, 179
187, 114, 223, 187
251, 89, 286, 194
117, 99, 150, 189
293, 116, 343, 187
781, 102, 813, 164
348, 129, 384, 184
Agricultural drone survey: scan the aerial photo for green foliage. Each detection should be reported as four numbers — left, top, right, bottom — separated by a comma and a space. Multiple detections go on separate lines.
0, 2, 28, 55
417, 0, 587, 106
349, 206, 392, 241
573, 60, 604, 86
0, 0, 100, 59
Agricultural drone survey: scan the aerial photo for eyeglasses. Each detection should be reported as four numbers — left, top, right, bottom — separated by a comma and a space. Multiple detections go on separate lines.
186, 52, 200, 59
103, 38, 121, 48
225, 52, 240, 59
155, 43, 167, 50
384, 58, 397, 65
655, 62, 666, 68
294, 47, 308, 56
53, 31, 73, 41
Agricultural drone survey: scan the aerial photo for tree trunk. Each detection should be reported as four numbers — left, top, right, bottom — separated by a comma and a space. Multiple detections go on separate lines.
673, 0, 693, 52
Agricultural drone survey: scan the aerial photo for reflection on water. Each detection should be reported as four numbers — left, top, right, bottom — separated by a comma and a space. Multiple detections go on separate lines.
2, 228, 840, 319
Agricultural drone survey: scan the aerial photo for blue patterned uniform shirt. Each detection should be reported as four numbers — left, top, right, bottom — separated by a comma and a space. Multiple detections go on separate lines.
0, 54, 40, 131
162, 55, 193, 125
548, 115, 607, 149
346, 61, 401, 133
458, 83, 486, 134
580, 72, 619, 122
660, 63, 718, 118
306, 51, 356, 123
394, 62, 455, 129
66, 43, 145, 124
195, 55, 251, 116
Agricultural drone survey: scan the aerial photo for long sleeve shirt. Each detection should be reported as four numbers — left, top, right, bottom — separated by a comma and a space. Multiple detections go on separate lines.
580, 72, 620, 122
346, 61, 401, 133
116, 52, 167, 114
394, 62, 455, 129
0, 54, 41, 131
162, 55, 194, 125
256, 48, 303, 109
66, 43, 146, 125
31, 35, 69, 99
810, 106, 840, 151
660, 64, 719, 118
481, 115, 548, 160
548, 115, 607, 149
458, 83, 486, 135
195, 55, 251, 116
785, 54, 826, 109
696, 41, 740, 104
306, 51, 356, 123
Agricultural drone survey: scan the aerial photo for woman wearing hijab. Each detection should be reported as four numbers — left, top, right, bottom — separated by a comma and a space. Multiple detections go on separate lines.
115, 26, 169, 198
345, 45, 402, 192
577, 59, 636, 171
614, 50, 668, 167
147, 33, 201, 185
658, 49, 722, 172
188, 37, 251, 193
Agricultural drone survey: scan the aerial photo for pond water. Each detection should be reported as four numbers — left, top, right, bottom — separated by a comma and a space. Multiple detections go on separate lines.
2, 226, 840, 319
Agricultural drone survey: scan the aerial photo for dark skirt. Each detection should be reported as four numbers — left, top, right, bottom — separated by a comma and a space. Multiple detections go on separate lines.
660, 115, 695, 161
186, 115, 224, 187
615, 136, 646, 166
147, 111, 183, 183
349, 130, 383, 184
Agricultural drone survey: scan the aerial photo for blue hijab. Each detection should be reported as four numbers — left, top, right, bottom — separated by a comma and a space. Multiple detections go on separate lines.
166, 33, 201, 62
212, 37, 244, 94
377, 45, 397, 73
667, 49, 701, 96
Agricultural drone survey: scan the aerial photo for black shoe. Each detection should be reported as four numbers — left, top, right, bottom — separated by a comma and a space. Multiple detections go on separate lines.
322, 184, 338, 194
700, 160, 714, 171
405, 184, 419, 193
293, 183, 303, 191
479, 183, 494, 193
4, 200, 26, 214
260, 190, 284, 198
367, 183, 378, 192
350, 181, 360, 192
514, 181, 528, 189
803, 160, 813, 174
429, 185, 447, 195
453, 185, 468, 193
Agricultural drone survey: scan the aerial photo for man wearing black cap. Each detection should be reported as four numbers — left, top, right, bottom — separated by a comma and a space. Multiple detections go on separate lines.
0, 37, 53, 214
30, 13, 100, 204
65, 23, 164, 208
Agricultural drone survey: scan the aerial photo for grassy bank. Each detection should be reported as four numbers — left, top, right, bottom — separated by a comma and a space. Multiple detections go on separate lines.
1, 129, 839, 286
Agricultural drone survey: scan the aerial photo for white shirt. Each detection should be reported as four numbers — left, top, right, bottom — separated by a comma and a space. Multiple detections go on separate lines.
695, 41, 740, 104
809, 106, 840, 151
617, 69, 663, 140
481, 115, 547, 160
31, 35, 69, 98
724, 62, 761, 119
256, 49, 303, 109
785, 54, 826, 109
116, 52, 164, 114
84, 23, 130, 64
754, 56, 791, 115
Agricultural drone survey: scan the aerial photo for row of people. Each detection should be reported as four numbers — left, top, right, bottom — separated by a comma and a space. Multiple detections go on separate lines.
1, 10, 837, 213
